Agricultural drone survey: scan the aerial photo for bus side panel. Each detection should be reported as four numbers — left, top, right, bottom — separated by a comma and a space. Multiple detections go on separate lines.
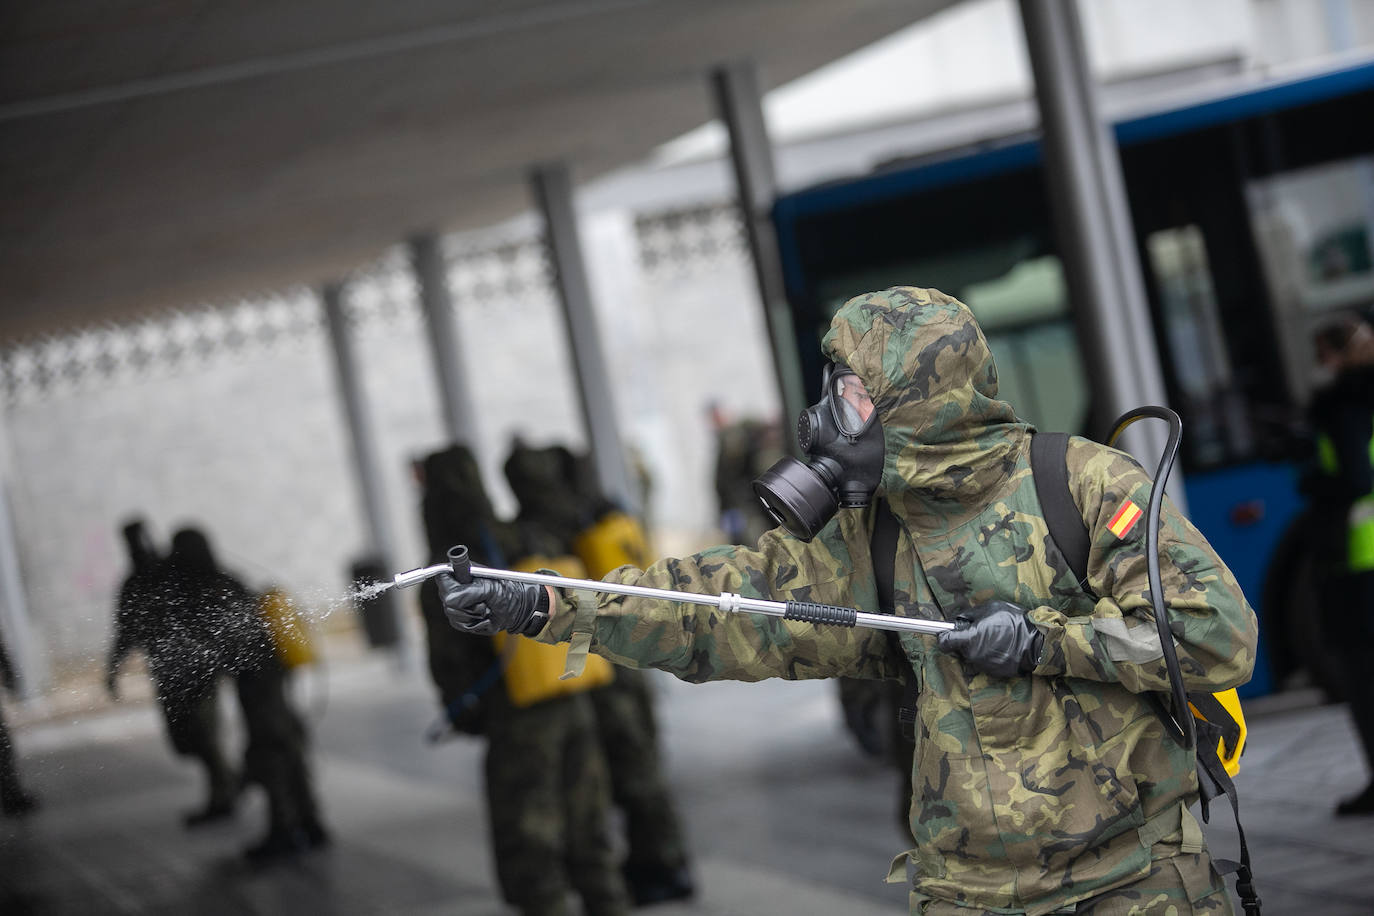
1182, 461, 1305, 698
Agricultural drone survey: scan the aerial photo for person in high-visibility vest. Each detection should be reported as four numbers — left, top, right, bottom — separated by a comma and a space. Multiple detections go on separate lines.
1309, 312, 1374, 816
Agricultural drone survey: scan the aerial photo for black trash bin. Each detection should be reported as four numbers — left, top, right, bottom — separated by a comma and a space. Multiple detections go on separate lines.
350, 556, 400, 649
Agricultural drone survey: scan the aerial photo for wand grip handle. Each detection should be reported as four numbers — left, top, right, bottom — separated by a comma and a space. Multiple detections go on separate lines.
447, 545, 472, 584
783, 601, 857, 627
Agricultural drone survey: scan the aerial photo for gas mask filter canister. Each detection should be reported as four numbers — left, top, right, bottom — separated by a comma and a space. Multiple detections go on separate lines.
752, 364, 885, 541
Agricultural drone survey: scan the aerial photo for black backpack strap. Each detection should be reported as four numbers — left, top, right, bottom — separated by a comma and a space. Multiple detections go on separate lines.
1030, 431, 1091, 589
870, 499, 917, 739
1196, 740, 1263, 915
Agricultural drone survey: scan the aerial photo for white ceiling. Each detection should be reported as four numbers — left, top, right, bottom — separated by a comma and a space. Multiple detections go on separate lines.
0, 0, 955, 342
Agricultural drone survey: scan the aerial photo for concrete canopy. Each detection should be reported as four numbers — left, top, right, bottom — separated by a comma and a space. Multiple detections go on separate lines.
0, 0, 954, 343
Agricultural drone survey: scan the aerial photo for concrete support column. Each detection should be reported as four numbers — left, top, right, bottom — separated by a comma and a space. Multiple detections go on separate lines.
529, 162, 638, 514
410, 234, 477, 445
711, 60, 807, 450
321, 283, 402, 587
1018, 0, 1176, 486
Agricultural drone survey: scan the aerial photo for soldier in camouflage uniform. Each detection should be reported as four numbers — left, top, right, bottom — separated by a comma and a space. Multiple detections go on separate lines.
505, 441, 696, 906
440, 287, 1258, 915
417, 444, 630, 916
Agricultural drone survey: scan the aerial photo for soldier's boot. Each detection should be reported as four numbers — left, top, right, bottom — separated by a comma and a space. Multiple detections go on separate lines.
514, 893, 574, 916
621, 861, 695, 907
184, 746, 238, 827
244, 829, 309, 865
287, 757, 331, 848
568, 864, 632, 916
1336, 782, 1374, 816
243, 773, 309, 863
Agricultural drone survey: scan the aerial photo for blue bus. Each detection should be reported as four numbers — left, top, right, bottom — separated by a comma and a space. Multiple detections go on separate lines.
771, 59, 1374, 699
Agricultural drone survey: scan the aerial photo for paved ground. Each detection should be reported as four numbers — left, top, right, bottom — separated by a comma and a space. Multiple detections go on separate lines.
2, 644, 1372, 915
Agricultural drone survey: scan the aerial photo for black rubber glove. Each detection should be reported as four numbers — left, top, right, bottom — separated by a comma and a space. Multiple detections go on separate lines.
936, 599, 1044, 678
437, 573, 550, 637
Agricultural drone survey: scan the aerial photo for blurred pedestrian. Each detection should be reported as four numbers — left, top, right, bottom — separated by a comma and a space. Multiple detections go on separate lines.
505, 440, 695, 907
417, 443, 630, 916
0, 630, 39, 817
1308, 312, 1374, 816
107, 518, 238, 827
159, 527, 329, 862
707, 403, 783, 545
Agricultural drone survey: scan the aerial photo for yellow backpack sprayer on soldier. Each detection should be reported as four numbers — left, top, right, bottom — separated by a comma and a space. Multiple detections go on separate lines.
390, 407, 1259, 915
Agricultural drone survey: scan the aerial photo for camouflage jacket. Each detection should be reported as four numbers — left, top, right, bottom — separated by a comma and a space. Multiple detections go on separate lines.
539, 287, 1257, 914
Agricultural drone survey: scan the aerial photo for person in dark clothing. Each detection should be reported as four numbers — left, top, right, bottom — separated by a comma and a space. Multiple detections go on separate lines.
107, 519, 239, 827
1308, 313, 1374, 816
0, 631, 39, 817
158, 527, 330, 861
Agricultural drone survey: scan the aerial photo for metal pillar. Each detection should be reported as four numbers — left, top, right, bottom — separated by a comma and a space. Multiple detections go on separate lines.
711, 60, 808, 450
321, 283, 403, 585
410, 234, 478, 445
529, 162, 639, 514
1018, 0, 1175, 484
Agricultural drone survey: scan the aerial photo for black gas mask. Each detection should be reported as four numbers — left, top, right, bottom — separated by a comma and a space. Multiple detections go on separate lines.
752, 364, 885, 541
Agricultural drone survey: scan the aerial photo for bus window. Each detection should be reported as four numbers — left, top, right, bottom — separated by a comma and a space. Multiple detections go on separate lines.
1245, 155, 1374, 406
811, 250, 1089, 435
962, 256, 1089, 435
1146, 225, 1252, 467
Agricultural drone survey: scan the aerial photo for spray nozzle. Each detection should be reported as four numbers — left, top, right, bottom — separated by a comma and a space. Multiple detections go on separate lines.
447, 545, 471, 583
391, 545, 473, 589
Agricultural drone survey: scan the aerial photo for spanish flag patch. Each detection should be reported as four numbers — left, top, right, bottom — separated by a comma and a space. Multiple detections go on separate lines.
1108, 499, 1143, 539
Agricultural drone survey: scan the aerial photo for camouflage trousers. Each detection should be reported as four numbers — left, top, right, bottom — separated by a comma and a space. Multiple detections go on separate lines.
588, 668, 690, 871
910, 851, 1234, 916
485, 691, 630, 916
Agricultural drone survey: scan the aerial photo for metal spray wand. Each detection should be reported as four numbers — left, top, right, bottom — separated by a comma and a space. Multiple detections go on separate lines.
393, 545, 954, 636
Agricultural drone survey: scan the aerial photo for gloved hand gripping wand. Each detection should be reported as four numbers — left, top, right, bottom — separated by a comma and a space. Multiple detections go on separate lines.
393, 545, 954, 636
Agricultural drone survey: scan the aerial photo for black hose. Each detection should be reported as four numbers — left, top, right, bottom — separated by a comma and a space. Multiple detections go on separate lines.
1107, 406, 1195, 750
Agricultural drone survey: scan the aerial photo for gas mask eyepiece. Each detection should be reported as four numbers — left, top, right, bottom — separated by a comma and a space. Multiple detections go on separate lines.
753, 364, 884, 541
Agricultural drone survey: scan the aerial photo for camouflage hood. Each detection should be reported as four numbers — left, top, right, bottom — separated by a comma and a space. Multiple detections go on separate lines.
821, 286, 1028, 526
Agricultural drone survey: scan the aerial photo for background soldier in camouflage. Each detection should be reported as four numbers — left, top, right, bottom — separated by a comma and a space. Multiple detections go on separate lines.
707, 402, 784, 545
417, 444, 629, 916
440, 287, 1258, 915
504, 441, 695, 906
